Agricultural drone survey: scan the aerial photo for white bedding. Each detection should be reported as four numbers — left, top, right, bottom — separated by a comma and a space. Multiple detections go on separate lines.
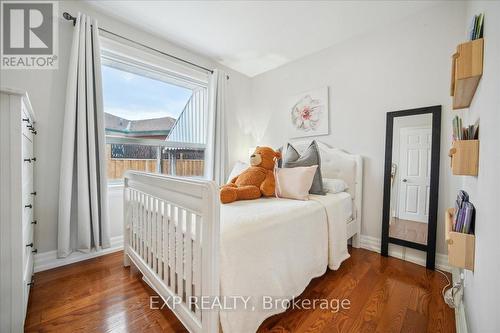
219, 192, 352, 333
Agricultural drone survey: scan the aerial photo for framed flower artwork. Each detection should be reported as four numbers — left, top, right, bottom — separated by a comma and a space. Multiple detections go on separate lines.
288, 87, 329, 138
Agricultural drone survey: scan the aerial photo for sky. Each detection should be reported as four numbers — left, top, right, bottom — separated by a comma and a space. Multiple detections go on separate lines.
101, 65, 193, 120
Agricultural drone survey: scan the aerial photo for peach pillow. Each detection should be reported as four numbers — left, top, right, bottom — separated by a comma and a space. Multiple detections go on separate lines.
275, 165, 318, 200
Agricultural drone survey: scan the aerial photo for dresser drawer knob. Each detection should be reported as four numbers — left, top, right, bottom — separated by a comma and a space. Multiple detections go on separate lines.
25, 204, 32, 208
31, 220, 37, 224
31, 130, 37, 135
24, 158, 32, 163
27, 124, 33, 129
27, 281, 34, 287
26, 242, 33, 248
31, 191, 37, 195
32, 249, 38, 254
31, 157, 36, 162
22, 118, 30, 123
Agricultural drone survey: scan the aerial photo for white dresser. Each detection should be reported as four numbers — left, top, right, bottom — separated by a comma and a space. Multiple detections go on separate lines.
0, 88, 37, 333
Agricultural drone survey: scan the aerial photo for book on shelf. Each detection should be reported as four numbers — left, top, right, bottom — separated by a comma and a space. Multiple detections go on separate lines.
469, 13, 484, 40
462, 202, 475, 234
452, 116, 479, 141
452, 190, 475, 235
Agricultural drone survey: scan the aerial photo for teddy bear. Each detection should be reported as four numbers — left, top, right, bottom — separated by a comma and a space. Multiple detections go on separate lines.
220, 146, 281, 204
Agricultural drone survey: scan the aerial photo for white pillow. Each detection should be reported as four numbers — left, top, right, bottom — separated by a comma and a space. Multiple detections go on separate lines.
275, 165, 318, 201
323, 178, 348, 194
226, 161, 249, 183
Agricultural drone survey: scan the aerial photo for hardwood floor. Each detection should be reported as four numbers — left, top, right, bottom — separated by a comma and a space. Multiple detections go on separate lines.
25, 248, 455, 333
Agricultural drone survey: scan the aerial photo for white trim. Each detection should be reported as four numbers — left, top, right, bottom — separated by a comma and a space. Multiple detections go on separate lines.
33, 236, 123, 273
359, 234, 450, 272
100, 36, 209, 89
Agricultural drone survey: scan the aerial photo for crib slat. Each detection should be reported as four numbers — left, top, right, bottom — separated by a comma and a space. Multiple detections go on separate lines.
133, 190, 137, 252
136, 192, 140, 255
145, 194, 149, 262
194, 214, 202, 319
176, 207, 184, 299
144, 194, 148, 259
185, 212, 193, 307
153, 198, 156, 269
145, 195, 150, 264
150, 196, 154, 266
152, 198, 157, 273
135, 191, 139, 252
132, 190, 136, 252
157, 198, 161, 271
156, 200, 163, 279
149, 196, 153, 267
128, 190, 133, 253
130, 190, 134, 251
159, 201, 164, 280
165, 203, 171, 284
169, 205, 175, 289
140, 193, 145, 258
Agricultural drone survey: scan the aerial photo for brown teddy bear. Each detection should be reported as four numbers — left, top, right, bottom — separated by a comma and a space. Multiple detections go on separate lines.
220, 146, 281, 204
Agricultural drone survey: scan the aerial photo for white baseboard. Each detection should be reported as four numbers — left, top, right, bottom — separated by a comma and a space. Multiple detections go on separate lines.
34, 233, 448, 273
359, 235, 450, 272
34, 236, 123, 273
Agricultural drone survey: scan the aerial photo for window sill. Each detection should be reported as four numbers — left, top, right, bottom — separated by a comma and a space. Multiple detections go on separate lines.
108, 182, 124, 190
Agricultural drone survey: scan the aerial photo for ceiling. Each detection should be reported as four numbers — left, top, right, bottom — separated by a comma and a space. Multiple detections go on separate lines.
87, 1, 439, 77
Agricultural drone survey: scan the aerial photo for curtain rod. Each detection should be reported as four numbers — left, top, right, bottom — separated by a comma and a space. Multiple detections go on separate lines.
62, 12, 215, 75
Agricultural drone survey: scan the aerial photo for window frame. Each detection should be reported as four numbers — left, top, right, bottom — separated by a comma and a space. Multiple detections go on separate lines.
100, 36, 210, 186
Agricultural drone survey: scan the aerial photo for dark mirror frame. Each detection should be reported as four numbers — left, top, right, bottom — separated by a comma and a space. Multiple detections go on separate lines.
381, 105, 441, 270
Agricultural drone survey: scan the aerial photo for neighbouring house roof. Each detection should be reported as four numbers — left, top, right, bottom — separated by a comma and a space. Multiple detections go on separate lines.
167, 89, 206, 144
105, 113, 176, 137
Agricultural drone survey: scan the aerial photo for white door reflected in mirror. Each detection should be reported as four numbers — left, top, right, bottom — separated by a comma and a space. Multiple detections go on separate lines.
397, 127, 431, 223
389, 113, 432, 246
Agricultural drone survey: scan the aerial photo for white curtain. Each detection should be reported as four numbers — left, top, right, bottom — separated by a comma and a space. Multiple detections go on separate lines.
206, 69, 228, 185
58, 13, 110, 258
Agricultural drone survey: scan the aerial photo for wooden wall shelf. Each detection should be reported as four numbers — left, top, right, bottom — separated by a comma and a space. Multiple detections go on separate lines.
450, 38, 483, 110
445, 208, 475, 271
449, 140, 479, 176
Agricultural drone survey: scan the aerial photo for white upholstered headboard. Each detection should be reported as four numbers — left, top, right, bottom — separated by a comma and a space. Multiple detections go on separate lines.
286, 140, 363, 221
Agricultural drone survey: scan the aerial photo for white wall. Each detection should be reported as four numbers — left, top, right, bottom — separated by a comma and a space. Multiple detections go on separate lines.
459, 2, 500, 332
0, 0, 251, 253
234, 2, 466, 258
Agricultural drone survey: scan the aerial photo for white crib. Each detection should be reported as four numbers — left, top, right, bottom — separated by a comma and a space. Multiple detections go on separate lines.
123, 171, 219, 333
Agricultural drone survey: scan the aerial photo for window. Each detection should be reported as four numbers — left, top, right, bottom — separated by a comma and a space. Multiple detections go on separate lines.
101, 40, 209, 184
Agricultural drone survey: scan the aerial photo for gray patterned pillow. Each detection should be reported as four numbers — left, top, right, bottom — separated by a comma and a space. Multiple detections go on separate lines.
282, 141, 325, 195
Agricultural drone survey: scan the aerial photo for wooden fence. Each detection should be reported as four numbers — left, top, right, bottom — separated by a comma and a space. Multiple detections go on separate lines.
107, 158, 204, 179
106, 143, 205, 179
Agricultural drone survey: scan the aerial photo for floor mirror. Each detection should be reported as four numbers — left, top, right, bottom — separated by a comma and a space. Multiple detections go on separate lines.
381, 106, 441, 269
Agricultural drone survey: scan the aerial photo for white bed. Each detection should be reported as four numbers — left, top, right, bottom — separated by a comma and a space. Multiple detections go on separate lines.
122, 142, 362, 333
219, 192, 352, 333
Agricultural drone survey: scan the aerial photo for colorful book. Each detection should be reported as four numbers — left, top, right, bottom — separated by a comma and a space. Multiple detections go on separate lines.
462, 202, 475, 234
475, 13, 484, 40
469, 15, 477, 40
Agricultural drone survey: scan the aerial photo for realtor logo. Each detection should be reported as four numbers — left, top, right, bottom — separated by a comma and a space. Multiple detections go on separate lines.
1, 1, 58, 69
